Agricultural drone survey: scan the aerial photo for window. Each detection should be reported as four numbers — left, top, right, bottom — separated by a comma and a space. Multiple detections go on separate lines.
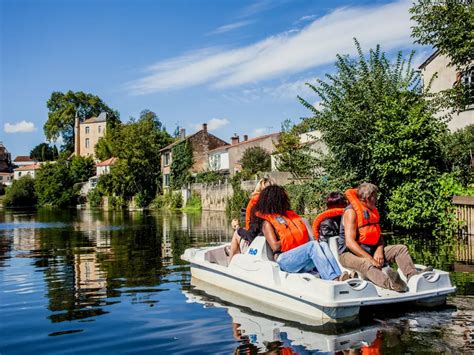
462, 67, 474, 106
164, 174, 170, 187
85, 126, 90, 134
0, 176, 3, 181
164, 152, 171, 166
18, 172, 22, 177
98, 125, 102, 133
85, 138, 90, 148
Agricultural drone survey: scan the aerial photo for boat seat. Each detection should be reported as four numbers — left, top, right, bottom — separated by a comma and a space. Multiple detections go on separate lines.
245, 236, 274, 261
328, 236, 353, 274
302, 218, 315, 241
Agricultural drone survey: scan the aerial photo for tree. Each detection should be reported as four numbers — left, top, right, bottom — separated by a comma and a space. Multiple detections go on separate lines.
99, 110, 173, 204
410, 1, 474, 70
69, 156, 95, 183
35, 161, 75, 207
298, 40, 451, 228
274, 120, 321, 180
240, 146, 271, 175
4, 176, 37, 207
442, 124, 474, 185
44, 91, 120, 153
170, 140, 193, 189
30, 143, 58, 161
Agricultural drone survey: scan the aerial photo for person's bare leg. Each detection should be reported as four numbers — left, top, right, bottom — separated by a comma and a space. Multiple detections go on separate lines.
229, 230, 242, 260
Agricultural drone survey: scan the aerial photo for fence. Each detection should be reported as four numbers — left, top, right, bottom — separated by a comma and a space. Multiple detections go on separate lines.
453, 195, 474, 265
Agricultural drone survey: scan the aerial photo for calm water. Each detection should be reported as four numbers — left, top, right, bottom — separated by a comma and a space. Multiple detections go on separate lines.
0, 209, 473, 354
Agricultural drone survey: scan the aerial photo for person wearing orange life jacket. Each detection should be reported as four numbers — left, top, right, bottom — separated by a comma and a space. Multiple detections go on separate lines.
229, 177, 275, 260
312, 192, 347, 242
257, 186, 348, 281
338, 182, 429, 292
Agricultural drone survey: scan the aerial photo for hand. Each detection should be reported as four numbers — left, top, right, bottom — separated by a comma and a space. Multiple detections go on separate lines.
231, 219, 240, 230
366, 255, 382, 268
374, 247, 384, 267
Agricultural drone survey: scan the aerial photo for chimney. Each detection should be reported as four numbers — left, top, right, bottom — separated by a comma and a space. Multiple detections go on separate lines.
231, 134, 239, 145
243, 134, 248, 141
202, 123, 207, 132
179, 128, 186, 139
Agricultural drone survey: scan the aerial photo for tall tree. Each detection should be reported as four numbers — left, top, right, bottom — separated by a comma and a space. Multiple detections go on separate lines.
30, 143, 58, 161
44, 91, 120, 153
410, 1, 474, 69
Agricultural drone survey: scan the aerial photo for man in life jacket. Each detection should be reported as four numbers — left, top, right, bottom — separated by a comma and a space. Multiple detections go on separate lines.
338, 182, 422, 292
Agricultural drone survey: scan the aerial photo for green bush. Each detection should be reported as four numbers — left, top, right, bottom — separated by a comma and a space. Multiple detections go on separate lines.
194, 171, 224, 184
225, 176, 249, 218
4, 176, 37, 207
87, 188, 102, 207
150, 194, 164, 209
183, 192, 202, 211
162, 190, 182, 209
35, 161, 75, 207
0, 184, 5, 196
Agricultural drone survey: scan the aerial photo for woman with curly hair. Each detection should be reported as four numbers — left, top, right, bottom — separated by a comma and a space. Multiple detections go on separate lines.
255, 185, 347, 281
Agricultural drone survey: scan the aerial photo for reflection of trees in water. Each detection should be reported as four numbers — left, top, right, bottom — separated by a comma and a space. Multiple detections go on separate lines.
0, 233, 12, 268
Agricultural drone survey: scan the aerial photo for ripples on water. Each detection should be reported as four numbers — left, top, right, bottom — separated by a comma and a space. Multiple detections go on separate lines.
0, 208, 472, 354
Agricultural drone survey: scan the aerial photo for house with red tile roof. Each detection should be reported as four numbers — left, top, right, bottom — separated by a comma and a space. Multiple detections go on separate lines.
13, 163, 42, 180
208, 132, 280, 175
96, 157, 118, 176
13, 155, 37, 167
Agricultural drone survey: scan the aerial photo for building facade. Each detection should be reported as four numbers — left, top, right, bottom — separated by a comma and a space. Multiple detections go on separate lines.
0, 142, 13, 173
74, 113, 107, 158
13, 163, 41, 180
13, 156, 37, 167
419, 51, 473, 131
208, 133, 280, 175
160, 124, 228, 189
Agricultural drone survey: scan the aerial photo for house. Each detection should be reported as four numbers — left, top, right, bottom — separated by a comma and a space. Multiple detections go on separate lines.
208, 132, 280, 175
419, 51, 473, 131
96, 157, 117, 176
0, 172, 14, 186
74, 112, 107, 158
13, 163, 42, 180
160, 123, 228, 189
13, 156, 37, 167
0, 142, 13, 173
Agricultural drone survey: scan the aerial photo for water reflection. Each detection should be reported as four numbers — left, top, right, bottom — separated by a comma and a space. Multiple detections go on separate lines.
0, 208, 472, 353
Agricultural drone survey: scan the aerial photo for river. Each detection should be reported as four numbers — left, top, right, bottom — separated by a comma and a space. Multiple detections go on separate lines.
0, 209, 472, 353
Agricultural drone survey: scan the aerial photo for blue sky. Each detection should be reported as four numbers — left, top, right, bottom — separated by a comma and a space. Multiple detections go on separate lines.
1, 0, 430, 158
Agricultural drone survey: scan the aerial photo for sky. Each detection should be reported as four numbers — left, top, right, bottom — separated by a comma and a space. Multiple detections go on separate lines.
0, 0, 432, 158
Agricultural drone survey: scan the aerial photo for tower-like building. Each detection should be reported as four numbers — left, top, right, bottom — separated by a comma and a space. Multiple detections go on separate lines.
0, 142, 13, 173
74, 112, 107, 158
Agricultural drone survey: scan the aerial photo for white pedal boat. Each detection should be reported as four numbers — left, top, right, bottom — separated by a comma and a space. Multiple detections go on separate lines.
182, 234, 456, 323
183, 278, 382, 353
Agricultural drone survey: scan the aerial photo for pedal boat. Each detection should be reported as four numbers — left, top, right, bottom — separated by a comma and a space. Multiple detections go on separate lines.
181, 235, 456, 322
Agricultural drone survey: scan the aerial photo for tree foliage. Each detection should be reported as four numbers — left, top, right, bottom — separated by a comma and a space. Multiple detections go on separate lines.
298, 40, 454, 229
30, 143, 58, 161
170, 140, 193, 189
69, 156, 95, 183
97, 110, 173, 205
44, 91, 120, 153
4, 176, 37, 207
410, 1, 474, 69
241, 146, 271, 175
35, 161, 75, 207
274, 120, 321, 180
442, 124, 474, 186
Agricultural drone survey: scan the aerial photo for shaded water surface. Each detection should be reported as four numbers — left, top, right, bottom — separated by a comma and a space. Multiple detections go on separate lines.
0, 209, 472, 354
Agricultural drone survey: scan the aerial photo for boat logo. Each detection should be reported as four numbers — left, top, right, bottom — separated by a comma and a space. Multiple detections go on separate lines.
249, 248, 258, 255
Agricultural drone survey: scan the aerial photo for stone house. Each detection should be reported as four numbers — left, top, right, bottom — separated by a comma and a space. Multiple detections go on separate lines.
160, 123, 228, 189
419, 51, 473, 131
13, 156, 37, 167
208, 132, 280, 175
96, 157, 117, 176
13, 163, 42, 180
74, 112, 107, 158
0, 142, 13, 173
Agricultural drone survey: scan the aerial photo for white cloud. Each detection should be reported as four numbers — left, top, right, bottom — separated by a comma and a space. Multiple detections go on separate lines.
193, 118, 230, 132
295, 14, 318, 24
128, 0, 413, 94
209, 20, 253, 35
4, 120, 37, 133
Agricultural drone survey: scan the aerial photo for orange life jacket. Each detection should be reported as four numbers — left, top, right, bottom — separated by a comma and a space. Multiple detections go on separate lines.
256, 210, 308, 252
361, 336, 383, 355
345, 188, 381, 245
245, 194, 259, 230
312, 208, 345, 240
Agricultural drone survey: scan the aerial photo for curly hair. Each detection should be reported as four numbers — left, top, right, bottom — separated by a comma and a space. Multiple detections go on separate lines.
252, 185, 290, 216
